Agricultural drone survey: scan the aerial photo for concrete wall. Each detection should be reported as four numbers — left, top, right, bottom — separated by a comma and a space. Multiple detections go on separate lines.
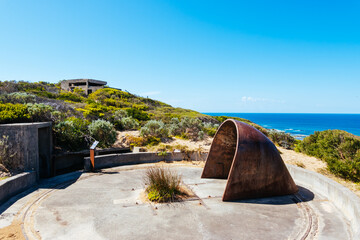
287, 164, 360, 239
0, 171, 36, 205
0, 122, 52, 179
84, 152, 208, 171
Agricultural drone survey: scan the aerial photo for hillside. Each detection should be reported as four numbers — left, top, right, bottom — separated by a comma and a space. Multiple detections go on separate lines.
0, 80, 266, 152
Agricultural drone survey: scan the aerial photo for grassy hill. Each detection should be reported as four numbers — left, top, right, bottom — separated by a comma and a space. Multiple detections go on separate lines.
0, 80, 266, 151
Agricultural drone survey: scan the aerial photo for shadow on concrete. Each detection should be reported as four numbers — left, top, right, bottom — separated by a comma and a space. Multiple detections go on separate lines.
0, 171, 83, 215
229, 186, 314, 205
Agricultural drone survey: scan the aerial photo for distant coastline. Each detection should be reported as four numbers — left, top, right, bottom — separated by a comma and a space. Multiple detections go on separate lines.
204, 113, 360, 140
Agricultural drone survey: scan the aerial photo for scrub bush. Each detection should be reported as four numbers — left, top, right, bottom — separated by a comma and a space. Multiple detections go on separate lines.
140, 120, 169, 138
295, 130, 360, 182
57, 92, 84, 102
0, 103, 31, 123
203, 122, 219, 137
179, 117, 204, 140
268, 130, 297, 149
26, 103, 53, 122
144, 166, 184, 202
54, 117, 89, 151
120, 117, 139, 130
88, 119, 117, 148
0, 92, 36, 104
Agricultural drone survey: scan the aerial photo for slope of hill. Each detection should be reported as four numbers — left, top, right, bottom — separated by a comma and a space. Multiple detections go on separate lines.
0, 80, 266, 152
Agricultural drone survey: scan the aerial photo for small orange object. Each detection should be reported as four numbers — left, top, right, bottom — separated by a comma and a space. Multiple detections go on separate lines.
90, 149, 95, 170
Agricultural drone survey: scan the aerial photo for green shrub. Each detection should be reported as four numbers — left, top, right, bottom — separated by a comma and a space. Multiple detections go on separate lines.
26, 103, 53, 122
120, 117, 139, 130
0, 92, 36, 104
268, 130, 297, 149
126, 108, 150, 121
0, 103, 31, 123
54, 117, 89, 151
179, 117, 204, 140
114, 109, 128, 119
295, 130, 360, 182
140, 120, 169, 138
57, 92, 84, 102
88, 119, 117, 148
203, 122, 219, 137
144, 166, 184, 202
112, 110, 139, 130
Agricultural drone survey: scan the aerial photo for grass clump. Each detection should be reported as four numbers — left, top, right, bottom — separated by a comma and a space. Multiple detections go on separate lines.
144, 166, 185, 202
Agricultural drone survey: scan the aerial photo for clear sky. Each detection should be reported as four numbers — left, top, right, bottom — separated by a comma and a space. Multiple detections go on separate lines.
1, 0, 360, 113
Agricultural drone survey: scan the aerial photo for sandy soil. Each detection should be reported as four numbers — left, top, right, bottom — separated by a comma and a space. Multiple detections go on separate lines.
0, 220, 24, 240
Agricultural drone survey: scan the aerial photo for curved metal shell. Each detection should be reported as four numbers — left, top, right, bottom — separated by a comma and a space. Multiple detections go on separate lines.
201, 119, 298, 201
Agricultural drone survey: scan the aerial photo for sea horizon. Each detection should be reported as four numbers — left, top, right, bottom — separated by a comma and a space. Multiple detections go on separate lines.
204, 113, 360, 139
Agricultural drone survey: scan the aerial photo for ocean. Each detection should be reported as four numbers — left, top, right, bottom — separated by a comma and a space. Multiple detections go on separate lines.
204, 113, 360, 140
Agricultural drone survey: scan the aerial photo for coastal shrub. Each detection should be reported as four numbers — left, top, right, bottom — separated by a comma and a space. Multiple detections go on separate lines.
112, 110, 139, 130
26, 103, 53, 122
0, 103, 31, 123
53, 117, 89, 151
144, 166, 184, 202
0, 92, 36, 104
295, 130, 360, 182
88, 119, 117, 148
179, 117, 204, 140
126, 108, 150, 121
120, 117, 139, 130
0, 135, 21, 172
114, 109, 128, 119
76, 103, 110, 119
72, 87, 86, 97
203, 122, 219, 137
168, 118, 182, 136
57, 92, 84, 102
140, 120, 169, 138
268, 130, 297, 149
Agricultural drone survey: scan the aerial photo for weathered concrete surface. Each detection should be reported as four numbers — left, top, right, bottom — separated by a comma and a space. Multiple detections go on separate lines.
0, 164, 350, 240
0, 171, 36, 205
0, 122, 52, 179
288, 164, 360, 239
84, 152, 208, 171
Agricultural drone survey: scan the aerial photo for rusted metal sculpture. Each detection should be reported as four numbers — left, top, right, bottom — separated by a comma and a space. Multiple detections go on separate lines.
201, 119, 298, 201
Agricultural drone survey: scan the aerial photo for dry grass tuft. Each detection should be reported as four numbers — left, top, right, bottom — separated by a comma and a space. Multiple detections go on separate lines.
144, 166, 187, 202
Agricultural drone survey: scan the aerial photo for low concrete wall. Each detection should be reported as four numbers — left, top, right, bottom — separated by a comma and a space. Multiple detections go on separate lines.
0, 171, 37, 205
287, 164, 360, 239
84, 152, 208, 171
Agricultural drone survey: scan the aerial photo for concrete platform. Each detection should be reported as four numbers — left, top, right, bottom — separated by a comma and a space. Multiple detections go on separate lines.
0, 163, 353, 239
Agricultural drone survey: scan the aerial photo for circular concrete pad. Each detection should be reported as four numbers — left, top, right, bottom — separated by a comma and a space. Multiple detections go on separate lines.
22, 164, 352, 239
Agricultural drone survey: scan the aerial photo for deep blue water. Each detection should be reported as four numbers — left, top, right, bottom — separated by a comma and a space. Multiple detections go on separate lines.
204, 113, 360, 140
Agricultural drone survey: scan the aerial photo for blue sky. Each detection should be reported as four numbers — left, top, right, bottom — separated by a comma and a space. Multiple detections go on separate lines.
1, 0, 360, 113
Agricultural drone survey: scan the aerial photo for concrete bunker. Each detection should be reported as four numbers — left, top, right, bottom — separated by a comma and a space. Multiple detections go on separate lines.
202, 119, 298, 201
0, 122, 53, 180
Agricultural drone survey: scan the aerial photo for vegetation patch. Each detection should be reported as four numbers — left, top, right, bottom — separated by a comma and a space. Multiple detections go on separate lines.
268, 130, 299, 149
144, 166, 188, 202
295, 130, 360, 182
